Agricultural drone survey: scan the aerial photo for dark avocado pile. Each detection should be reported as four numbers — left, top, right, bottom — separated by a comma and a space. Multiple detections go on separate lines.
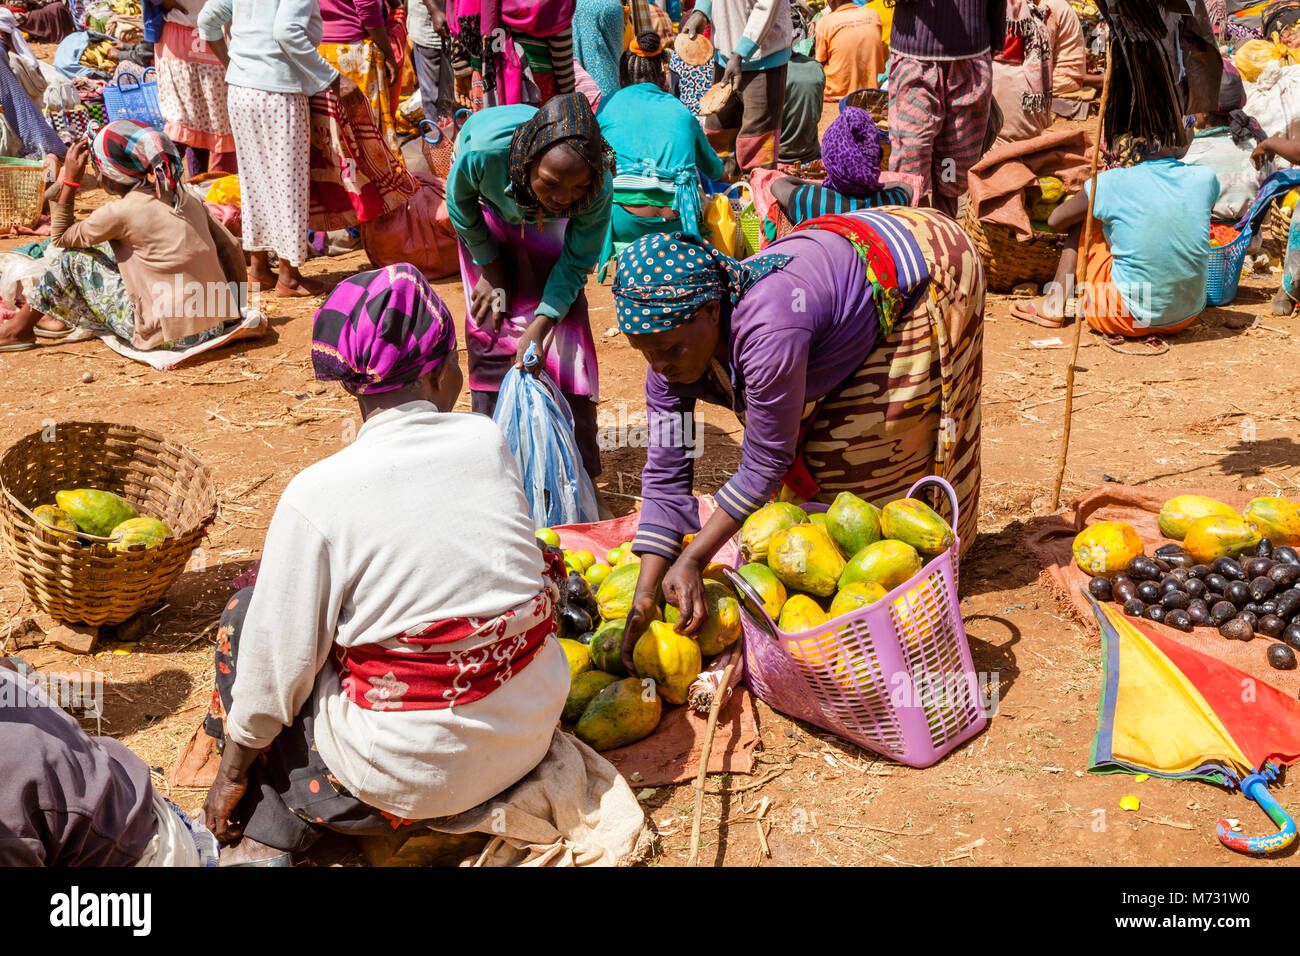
1090, 537, 1300, 672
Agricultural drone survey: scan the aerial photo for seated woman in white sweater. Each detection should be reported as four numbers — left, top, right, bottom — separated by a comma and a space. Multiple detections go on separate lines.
202, 263, 570, 865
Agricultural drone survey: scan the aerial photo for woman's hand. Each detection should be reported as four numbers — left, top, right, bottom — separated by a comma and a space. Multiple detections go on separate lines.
470, 258, 509, 329
62, 139, 87, 183
621, 553, 671, 675
681, 9, 708, 38
662, 555, 709, 636
203, 762, 249, 844
515, 315, 554, 372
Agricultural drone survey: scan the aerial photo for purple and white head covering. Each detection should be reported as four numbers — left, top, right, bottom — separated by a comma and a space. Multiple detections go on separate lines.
821, 106, 882, 198
311, 264, 456, 395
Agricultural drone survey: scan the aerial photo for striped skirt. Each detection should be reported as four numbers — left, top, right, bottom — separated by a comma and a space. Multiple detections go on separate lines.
797, 207, 985, 552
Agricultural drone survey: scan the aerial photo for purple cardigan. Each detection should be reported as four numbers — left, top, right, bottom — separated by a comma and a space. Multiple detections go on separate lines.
632, 230, 882, 562
889, 0, 1006, 61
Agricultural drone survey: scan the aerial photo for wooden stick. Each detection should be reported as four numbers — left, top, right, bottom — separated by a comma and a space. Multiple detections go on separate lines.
686, 655, 738, 867
1051, 47, 1113, 512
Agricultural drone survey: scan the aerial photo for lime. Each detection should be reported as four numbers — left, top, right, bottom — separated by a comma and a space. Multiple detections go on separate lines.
536, 528, 561, 547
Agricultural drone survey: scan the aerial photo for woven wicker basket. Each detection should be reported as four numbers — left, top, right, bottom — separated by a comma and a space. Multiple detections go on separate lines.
961, 200, 1065, 293
0, 422, 217, 626
840, 87, 888, 124
1267, 200, 1291, 260
0, 157, 46, 232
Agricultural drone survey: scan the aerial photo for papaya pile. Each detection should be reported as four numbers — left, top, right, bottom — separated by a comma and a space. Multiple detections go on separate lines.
1076, 494, 1300, 669
739, 492, 954, 636
32, 489, 172, 551
534, 527, 742, 753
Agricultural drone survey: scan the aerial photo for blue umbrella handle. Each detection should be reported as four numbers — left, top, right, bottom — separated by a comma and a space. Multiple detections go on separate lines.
1217, 771, 1297, 855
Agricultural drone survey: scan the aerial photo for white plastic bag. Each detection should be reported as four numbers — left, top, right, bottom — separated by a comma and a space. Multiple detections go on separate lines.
493, 345, 599, 528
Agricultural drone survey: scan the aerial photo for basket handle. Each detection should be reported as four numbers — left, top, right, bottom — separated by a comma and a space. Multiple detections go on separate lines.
907, 475, 959, 539
0, 482, 117, 543
722, 567, 780, 642
454, 107, 471, 128
419, 118, 443, 145
115, 71, 141, 91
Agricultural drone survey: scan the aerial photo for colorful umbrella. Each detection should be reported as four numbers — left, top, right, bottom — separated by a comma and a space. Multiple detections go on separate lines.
1087, 592, 1300, 855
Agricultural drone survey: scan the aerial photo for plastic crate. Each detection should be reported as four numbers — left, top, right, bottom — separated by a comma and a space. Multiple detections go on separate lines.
729, 477, 987, 767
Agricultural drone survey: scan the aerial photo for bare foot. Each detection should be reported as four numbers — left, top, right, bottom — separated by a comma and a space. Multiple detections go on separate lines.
275, 275, 322, 297
0, 315, 36, 349
35, 316, 67, 333
1009, 297, 1067, 328
219, 836, 291, 867
1270, 288, 1296, 316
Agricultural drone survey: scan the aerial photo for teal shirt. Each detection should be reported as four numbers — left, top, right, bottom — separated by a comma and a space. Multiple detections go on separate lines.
447, 105, 614, 322
1084, 158, 1220, 329
597, 84, 725, 192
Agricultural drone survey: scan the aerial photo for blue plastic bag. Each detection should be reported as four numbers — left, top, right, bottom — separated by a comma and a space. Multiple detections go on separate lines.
493, 345, 599, 528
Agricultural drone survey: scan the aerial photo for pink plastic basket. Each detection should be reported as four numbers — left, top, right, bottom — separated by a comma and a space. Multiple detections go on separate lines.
729, 477, 987, 768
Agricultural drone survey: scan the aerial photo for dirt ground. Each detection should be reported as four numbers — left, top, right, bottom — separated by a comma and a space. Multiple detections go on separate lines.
5, 97, 1300, 866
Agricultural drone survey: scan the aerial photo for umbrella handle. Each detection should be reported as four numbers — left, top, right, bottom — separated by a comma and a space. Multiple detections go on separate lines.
1216, 771, 1297, 856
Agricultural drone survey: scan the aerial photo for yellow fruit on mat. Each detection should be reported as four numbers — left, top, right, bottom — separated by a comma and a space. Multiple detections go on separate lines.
633, 621, 702, 705
1243, 497, 1300, 547
535, 527, 561, 546
695, 580, 742, 656
33, 504, 77, 537
1183, 515, 1263, 564
1157, 495, 1237, 541
585, 562, 612, 587
767, 523, 845, 597
702, 562, 730, 583
738, 502, 807, 563
879, 497, 956, 555
828, 581, 887, 618
825, 491, 883, 557
839, 538, 923, 592
563, 670, 620, 723
596, 562, 640, 620
558, 638, 591, 680
778, 593, 829, 633
737, 562, 787, 619
575, 677, 663, 751
606, 546, 623, 565
1071, 521, 1144, 575
572, 550, 596, 571
107, 516, 171, 551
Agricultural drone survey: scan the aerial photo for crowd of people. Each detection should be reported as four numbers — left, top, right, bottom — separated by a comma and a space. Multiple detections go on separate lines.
2, 0, 1294, 867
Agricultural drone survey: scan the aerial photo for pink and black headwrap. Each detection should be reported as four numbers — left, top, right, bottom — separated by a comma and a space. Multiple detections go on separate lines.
311, 264, 456, 395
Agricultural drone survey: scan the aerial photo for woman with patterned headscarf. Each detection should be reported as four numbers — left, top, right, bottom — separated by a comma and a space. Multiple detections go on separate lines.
447, 92, 615, 483
612, 208, 985, 669
0, 121, 247, 352
202, 264, 575, 865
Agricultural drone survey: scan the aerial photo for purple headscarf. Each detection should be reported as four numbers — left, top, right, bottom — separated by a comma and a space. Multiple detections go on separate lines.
311, 264, 456, 395
821, 106, 883, 198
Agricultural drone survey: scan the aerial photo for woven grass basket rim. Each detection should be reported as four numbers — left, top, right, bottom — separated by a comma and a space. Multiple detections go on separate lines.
0, 420, 218, 547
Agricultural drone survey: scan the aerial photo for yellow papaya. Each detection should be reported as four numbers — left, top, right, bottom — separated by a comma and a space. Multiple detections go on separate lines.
826, 491, 883, 558
1183, 515, 1263, 565
778, 593, 828, 632
828, 581, 887, 618
1157, 495, 1237, 541
1071, 521, 1144, 575
588, 619, 627, 675
563, 670, 620, 723
737, 562, 787, 620
880, 497, 955, 555
575, 677, 663, 751
55, 489, 138, 538
767, 523, 845, 597
697, 580, 742, 656
1244, 497, 1300, 547
33, 504, 77, 537
633, 621, 702, 705
596, 562, 640, 620
838, 539, 923, 592
108, 516, 171, 551
558, 638, 591, 680
738, 502, 807, 563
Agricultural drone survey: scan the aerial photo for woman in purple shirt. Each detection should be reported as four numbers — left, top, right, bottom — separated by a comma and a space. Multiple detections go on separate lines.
613, 207, 985, 663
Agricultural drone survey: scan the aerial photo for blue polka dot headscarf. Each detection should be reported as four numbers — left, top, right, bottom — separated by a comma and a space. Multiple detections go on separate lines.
612, 232, 792, 334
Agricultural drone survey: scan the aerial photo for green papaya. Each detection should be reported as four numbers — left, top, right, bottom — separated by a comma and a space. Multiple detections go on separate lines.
588, 619, 628, 675
767, 523, 846, 598
33, 504, 77, 537
738, 502, 807, 563
563, 670, 620, 723
55, 489, 138, 538
737, 562, 787, 620
108, 516, 171, 552
576, 677, 662, 751
879, 498, 955, 555
826, 492, 883, 558
595, 563, 640, 620
839, 539, 923, 592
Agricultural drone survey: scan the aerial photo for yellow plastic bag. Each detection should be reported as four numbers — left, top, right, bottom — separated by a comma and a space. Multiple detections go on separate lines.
704, 193, 742, 257
1234, 38, 1300, 83
205, 175, 241, 207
